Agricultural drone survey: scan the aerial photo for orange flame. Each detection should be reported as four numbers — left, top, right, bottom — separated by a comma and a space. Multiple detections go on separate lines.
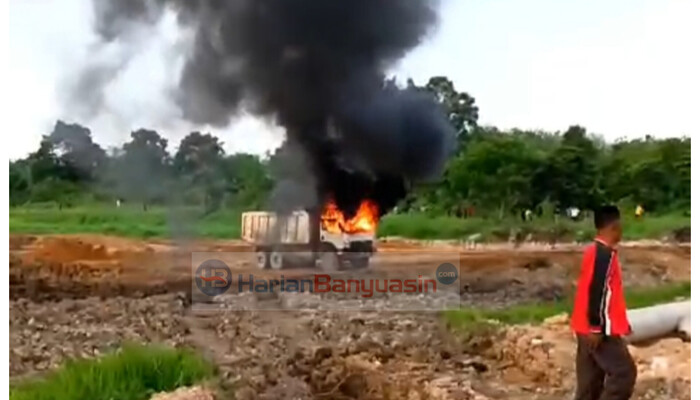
321, 199, 379, 234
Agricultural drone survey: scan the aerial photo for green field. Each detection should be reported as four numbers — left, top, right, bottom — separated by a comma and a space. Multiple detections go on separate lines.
10, 344, 215, 400
9, 204, 690, 241
9, 205, 243, 239
378, 211, 689, 241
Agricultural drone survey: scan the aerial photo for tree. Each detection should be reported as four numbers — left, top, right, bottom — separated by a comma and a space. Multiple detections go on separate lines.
12, 121, 106, 206
402, 77, 480, 212
43, 120, 107, 182
27, 177, 82, 207
447, 132, 543, 219
534, 125, 602, 211
602, 136, 690, 211
7, 110, 692, 219
174, 132, 226, 213
26, 140, 62, 183
108, 129, 172, 209
9, 161, 31, 206
221, 154, 272, 209
420, 76, 479, 140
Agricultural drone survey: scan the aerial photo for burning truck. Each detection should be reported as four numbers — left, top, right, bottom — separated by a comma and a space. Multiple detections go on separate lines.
242, 199, 379, 270
84, 0, 458, 259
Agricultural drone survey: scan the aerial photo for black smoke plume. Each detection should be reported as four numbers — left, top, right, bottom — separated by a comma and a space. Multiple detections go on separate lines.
86, 0, 456, 216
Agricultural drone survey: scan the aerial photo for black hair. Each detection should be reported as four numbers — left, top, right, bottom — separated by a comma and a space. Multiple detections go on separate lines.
594, 205, 621, 230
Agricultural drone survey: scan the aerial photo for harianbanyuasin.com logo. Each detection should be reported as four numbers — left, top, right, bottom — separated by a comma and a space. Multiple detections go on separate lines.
195, 259, 232, 296
191, 252, 461, 311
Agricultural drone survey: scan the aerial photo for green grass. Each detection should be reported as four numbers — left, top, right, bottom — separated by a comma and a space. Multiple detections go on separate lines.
10, 204, 689, 241
378, 211, 689, 241
10, 344, 216, 400
9, 205, 242, 239
443, 281, 691, 330
377, 213, 491, 239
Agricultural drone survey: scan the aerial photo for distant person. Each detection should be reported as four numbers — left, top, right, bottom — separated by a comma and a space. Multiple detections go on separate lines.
568, 206, 581, 221
634, 204, 644, 219
571, 205, 635, 400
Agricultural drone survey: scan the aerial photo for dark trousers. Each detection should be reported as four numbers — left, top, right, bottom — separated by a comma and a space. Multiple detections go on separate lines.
574, 335, 637, 400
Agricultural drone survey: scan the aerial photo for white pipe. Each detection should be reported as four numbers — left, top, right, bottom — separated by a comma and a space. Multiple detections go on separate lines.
626, 301, 690, 344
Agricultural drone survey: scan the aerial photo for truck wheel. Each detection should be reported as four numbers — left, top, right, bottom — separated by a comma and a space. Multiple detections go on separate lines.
256, 251, 270, 269
319, 251, 341, 272
270, 251, 285, 270
350, 257, 370, 269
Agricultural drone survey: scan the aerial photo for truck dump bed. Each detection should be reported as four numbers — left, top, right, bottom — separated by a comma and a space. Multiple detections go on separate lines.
241, 211, 311, 245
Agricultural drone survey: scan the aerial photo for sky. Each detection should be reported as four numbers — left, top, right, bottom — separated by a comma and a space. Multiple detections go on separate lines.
8, 0, 699, 160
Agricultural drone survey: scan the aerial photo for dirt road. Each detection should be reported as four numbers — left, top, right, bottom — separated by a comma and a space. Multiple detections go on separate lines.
9, 234, 691, 399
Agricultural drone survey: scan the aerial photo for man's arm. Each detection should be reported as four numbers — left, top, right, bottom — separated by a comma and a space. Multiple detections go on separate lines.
588, 245, 613, 334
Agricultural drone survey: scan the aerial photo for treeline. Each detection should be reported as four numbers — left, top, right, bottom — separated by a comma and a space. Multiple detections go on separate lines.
408, 125, 690, 217
9, 77, 690, 217
9, 122, 273, 213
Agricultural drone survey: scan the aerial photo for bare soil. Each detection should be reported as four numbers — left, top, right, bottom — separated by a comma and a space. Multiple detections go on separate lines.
9, 234, 691, 399
10, 234, 689, 303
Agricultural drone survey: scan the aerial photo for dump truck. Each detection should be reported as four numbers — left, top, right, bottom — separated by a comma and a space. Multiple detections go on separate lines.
241, 209, 375, 270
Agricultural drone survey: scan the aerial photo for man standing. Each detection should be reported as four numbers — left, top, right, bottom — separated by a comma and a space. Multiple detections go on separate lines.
571, 205, 636, 400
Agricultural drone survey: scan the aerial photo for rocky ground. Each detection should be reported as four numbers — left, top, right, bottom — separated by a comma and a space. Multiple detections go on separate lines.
9, 234, 692, 399
10, 290, 690, 399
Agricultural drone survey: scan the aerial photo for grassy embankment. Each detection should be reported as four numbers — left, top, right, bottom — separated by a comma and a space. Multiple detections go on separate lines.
10, 204, 690, 241
10, 344, 215, 400
444, 281, 691, 330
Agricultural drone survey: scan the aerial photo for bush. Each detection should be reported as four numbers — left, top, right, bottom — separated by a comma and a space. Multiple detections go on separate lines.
10, 344, 215, 400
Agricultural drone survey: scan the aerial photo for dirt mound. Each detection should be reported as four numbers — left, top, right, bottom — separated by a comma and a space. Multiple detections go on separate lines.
479, 314, 691, 399
26, 236, 111, 263
629, 338, 691, 399
481, 314, 575, 390
9, 235, 192, 300
18, 235, 170, 264
9, 234, 690, 303
9, 235, 38, 251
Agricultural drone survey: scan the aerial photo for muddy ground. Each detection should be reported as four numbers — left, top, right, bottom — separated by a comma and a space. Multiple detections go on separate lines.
9, 234, 691, 399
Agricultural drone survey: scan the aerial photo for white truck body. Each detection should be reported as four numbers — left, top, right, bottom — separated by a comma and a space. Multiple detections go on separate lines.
241, 210, 374, 270
241, 211, 311, 245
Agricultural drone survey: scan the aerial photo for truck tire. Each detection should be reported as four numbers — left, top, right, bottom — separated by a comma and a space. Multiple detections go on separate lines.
256, 251, 270, 269
319, 251, 341, 272
269, 251, 284, 270
350, 257, 370, 269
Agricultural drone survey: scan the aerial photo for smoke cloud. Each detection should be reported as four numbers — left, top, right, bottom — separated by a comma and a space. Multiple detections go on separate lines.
83, 0, 456, 216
